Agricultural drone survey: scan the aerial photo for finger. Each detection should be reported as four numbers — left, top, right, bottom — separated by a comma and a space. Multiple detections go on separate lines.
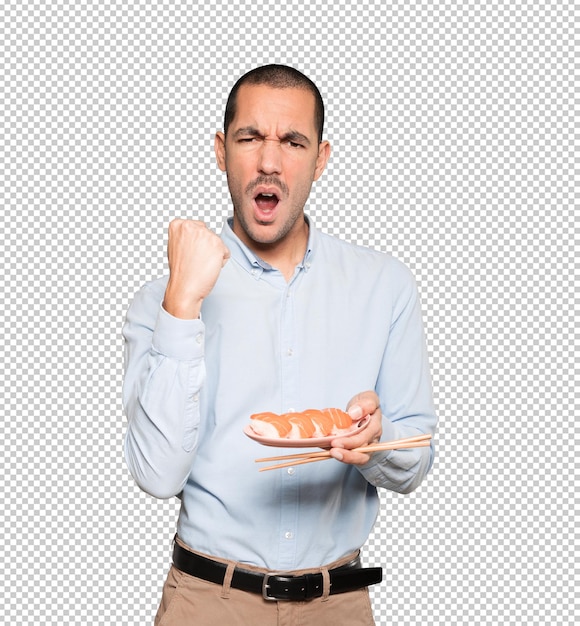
328, 447, 372, 466
330, 421, 381, 451
346, 390, 380, 418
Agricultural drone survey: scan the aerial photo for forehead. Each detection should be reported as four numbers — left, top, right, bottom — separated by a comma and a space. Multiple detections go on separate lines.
231, 84, 318, 137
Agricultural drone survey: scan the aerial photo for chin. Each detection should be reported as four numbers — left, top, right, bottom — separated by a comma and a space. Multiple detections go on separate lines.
248, 227, 282, 246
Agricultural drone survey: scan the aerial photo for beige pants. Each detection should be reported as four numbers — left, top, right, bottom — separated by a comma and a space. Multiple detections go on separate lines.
155, 542, 377, 626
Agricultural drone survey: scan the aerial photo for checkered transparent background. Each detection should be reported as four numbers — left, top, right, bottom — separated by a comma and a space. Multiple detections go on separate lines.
0, 1, 576, 624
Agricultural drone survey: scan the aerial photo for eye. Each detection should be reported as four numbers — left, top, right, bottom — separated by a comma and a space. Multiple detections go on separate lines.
237, 135, 265, 145
284, 140, 304, 149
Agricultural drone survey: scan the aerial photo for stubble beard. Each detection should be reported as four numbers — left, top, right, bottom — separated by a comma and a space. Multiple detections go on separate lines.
228, 174, 310, 247
233, 199, 305, 246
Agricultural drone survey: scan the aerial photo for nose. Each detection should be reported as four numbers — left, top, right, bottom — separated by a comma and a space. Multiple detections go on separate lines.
257, 138, 282, 175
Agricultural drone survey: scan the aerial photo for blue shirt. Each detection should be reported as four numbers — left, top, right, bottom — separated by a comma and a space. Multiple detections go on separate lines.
122, 216, 437, 570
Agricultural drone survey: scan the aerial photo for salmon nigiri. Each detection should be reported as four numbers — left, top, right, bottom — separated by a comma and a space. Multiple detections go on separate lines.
248, 412, 293, 438
249, 408, 356, 439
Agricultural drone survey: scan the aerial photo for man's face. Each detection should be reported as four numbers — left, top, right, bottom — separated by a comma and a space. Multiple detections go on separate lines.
215, 84, 330, 250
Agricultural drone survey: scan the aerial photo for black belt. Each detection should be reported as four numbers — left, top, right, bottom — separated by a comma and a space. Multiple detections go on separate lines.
172, 542, 383, 601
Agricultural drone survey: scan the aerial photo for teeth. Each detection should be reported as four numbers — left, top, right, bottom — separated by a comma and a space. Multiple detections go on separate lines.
261, 193, 274, 197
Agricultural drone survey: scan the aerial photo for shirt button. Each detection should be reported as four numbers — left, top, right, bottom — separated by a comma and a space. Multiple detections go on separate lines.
192, 393, 199, 403
287, 348, 293, 356
285, 531, 294, 540
287, 467, 295, 475
195, 333, 203, 344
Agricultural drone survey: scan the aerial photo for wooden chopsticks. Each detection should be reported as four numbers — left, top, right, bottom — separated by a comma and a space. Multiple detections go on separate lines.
255, 433, 431, 472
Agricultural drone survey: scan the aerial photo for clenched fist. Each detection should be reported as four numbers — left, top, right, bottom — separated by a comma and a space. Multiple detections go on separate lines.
162, 219, 230, 319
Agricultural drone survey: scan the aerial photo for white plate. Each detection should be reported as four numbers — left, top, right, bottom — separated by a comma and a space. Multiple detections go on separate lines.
243, 415, 371, 448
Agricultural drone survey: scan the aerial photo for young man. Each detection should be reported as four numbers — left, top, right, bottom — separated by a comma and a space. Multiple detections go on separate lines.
123, 65, 437, 626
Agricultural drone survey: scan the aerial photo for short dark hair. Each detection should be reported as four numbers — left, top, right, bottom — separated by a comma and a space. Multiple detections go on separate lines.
224, 64, 325, 143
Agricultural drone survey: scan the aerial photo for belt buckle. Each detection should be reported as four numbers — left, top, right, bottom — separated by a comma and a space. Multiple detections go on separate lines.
262, 572, 286, 601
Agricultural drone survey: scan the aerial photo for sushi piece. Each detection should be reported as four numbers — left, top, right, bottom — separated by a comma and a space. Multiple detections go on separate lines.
248, 412, 293, 438
249, 408, 355, 439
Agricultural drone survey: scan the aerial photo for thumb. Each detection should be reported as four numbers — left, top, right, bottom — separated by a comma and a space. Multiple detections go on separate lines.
347, 404, 364, 420
346, 391, 380, 419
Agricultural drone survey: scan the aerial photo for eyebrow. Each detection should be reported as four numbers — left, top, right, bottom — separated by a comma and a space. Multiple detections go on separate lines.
233, 126, 312, 146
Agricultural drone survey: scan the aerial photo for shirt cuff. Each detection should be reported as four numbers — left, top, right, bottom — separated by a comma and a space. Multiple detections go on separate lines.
151, 304, 205, 360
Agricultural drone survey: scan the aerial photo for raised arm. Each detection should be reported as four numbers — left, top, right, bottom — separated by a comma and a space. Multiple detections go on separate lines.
122, 220, 229, 498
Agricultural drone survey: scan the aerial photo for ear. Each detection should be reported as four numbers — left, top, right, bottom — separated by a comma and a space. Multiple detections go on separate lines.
313, 141, 331, 181
214, 131, 227, 172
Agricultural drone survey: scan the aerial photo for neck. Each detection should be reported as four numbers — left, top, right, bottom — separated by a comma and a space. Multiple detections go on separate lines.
234, 216, 309, 282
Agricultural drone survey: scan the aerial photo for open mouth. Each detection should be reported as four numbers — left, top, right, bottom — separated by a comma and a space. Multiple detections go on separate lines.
254, 192, 279, 211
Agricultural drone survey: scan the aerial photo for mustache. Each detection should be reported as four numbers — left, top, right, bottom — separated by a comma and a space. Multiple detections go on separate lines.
245, 176, 288, 196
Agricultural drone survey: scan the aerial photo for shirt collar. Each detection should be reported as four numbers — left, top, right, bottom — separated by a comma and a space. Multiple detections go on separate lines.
220, 215, 316, 278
